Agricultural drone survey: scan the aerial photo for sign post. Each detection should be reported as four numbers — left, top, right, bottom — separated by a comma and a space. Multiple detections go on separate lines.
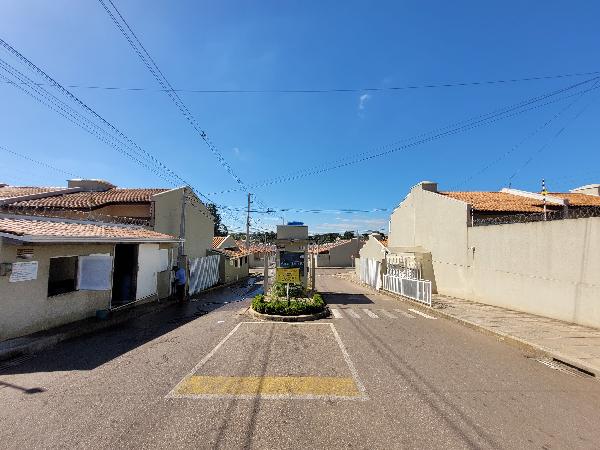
276, 268, 300, 305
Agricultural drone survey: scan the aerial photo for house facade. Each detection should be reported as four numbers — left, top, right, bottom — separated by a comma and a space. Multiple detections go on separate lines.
210, 236, 250, 283
310, 238, 364, 267
0, 215, 179, 340
388, 181, 600, 328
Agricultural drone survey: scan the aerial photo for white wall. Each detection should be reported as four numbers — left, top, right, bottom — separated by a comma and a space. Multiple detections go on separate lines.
388, 182, 600, 328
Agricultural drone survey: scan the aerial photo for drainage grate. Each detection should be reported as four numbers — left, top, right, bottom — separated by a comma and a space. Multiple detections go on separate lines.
533, 357, 595, 378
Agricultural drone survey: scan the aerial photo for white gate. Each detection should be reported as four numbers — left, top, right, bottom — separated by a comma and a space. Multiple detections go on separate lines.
383, 274, 432, 306
359, 258, 381, 290
189, 254, 220, 295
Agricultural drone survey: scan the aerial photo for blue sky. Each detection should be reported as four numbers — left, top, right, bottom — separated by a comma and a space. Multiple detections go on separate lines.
1, 1, 599, 233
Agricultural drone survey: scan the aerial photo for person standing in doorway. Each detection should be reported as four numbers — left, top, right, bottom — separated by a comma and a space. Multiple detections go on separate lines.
174, 265, 187, 302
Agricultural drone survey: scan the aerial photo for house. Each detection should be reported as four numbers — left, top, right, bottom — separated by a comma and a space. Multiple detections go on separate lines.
309, 238, 364, 267
0, 214, 180, 340
387, 181, 600, 328
0, 179, 217, 295
355, 233, 388, 288
235, 240, 276, 269
210, 235, 250, 283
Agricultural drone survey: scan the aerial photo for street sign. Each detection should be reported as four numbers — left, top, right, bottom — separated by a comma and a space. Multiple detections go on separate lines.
276, 268, 300, 284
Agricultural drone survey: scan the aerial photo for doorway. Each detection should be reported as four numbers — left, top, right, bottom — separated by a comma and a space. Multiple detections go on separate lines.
112, 244, 138, 307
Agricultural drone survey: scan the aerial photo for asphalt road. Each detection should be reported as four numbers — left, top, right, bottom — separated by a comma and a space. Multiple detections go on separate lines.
1, 269, 600, 449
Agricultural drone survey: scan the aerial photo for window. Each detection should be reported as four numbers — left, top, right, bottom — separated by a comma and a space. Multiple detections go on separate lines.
48, 256, 78, 297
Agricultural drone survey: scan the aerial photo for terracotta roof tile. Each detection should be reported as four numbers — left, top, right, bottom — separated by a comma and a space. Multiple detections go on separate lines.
441, 191, 600, 213
212, 247, 251, 258
212, 236, 227, 248
0, 186, 65, 200
12, 188, 167, 209
0, 217, 178, 241
310, 239, 355, 254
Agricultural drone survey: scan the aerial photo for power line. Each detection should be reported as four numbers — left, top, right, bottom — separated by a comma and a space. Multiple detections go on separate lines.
97, 0, 275, 228
209, 76, 600, 194
0, 144, 80, 178
454, 78, 600, 189
2, 69, 599, 94
506, 82, 599, 186
0, 40, 245, 228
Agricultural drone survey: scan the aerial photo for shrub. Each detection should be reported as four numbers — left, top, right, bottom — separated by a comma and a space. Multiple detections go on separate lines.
269, 282, 305, 299
252, 293, 326, 316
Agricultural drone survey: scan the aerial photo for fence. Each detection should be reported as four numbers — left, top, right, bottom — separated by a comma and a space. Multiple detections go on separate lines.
473, 206, 600, 226
189, 254, 220, 295
359, 258, 381, 290
383, 274, 432, 306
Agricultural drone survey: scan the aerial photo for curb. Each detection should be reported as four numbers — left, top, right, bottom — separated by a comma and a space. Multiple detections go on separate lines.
350, 279, 599, 378
250, 307, 330, 322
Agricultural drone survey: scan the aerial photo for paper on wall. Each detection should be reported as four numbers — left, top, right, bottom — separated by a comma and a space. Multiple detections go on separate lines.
9, 261, 39, 282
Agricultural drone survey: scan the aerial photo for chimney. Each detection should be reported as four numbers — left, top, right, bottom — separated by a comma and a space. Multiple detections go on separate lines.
67, 179, 115, 192
418, 181, 438, 193
570, 184, 600, 197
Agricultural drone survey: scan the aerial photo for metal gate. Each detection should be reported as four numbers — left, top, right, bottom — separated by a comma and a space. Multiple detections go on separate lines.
359, 258, 382, 290
189, 254, 220, 295
382, 274, 432, 306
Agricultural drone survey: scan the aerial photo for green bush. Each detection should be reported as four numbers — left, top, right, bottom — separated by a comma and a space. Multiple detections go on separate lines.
269, 282, 305, 299
252, 293, 326, 316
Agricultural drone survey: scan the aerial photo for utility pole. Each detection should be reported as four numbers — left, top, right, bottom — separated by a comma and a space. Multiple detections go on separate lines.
246, 193, 251, 250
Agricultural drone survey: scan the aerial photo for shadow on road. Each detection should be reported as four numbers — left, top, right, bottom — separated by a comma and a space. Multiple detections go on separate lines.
0, 278, 263, 376
321, 292, 374, 305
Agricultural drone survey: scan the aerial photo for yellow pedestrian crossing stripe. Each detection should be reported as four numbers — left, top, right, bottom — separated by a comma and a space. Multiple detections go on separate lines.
175, 375, 361, 397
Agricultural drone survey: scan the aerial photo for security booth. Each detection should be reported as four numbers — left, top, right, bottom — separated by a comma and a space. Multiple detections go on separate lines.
275, 223, 308, 289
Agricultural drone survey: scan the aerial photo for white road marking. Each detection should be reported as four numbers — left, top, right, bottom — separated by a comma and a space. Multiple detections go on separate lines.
394, 309, 415, 319
408, 308, 437, 319
331, 308, 343, 319
362, 309, 379, 319
346, 309, 361, 319
378, 309, 397, 319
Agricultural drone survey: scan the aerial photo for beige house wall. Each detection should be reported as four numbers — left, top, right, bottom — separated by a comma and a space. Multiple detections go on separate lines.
388, 182, 600, 328
315, 239, 363, 267
96, 204, 151, 219
0, 242, 114, 340
153, 187, 214, 261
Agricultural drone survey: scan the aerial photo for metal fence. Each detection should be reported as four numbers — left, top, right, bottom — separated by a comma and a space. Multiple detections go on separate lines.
189, 254, 220, 295
473, 206, 600, 226
382, 274, 432, 306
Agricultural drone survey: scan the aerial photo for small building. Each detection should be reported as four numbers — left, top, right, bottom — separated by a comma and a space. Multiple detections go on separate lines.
355, 233, 388, 288
210, 236, 250, 283
276, 224, 309, 288
236, 240, 276, 269
310, 238, 364, 268
0, 215, 180, 341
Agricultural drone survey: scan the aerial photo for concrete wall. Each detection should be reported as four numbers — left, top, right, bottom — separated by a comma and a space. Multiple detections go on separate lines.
388, 182, 600, 328
153, 187, 214, 261
315, 239, 363, 267
0, 242, 114, 340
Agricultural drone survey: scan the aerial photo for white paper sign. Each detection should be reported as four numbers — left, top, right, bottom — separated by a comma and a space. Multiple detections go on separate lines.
9, 261, 39, 282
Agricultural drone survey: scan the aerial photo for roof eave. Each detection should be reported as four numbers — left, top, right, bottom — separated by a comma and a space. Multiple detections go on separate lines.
0, 232, 181, 244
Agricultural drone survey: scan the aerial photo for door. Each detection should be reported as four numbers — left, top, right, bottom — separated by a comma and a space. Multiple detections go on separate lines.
111, 244, 138, 307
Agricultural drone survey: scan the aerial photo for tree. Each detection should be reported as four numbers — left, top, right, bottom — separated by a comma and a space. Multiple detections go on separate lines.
342, 231, 355, 240
206, 203, 229, 236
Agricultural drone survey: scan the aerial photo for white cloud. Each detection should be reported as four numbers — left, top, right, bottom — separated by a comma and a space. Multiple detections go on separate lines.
358, 93, 371, 110
232, 147, 241, 158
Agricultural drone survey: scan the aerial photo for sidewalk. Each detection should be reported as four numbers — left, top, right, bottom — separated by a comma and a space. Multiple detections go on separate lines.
429, 294, 600, 377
